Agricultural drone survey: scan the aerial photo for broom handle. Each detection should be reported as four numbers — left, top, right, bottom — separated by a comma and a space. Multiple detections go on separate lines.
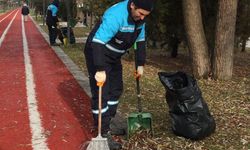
98, 83, 103, 136
134, 43, 142, 113
136, 77, 142, 112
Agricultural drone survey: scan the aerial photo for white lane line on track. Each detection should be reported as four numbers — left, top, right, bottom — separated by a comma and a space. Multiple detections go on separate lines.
0, 10, 18, 48
0, 10, 15, 23
22, 15, 49, 150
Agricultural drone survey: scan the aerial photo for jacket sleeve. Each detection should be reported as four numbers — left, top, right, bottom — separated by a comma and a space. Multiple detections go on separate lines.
135, 41, 146, 66
51, 5, 59, 26
91, 42, 106, 71
91, 10, 120, 70
135, 23, 146, 66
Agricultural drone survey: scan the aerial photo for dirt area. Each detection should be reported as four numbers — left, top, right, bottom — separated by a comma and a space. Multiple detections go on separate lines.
146, 49, 250, 78
62, 44, 249, 150
120, 49, 250, 150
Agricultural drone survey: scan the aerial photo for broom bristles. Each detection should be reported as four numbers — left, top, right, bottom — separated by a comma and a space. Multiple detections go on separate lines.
86, 136, 110, 150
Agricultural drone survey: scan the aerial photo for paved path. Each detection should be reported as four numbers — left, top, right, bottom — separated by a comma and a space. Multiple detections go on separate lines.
0, 9, 93, 150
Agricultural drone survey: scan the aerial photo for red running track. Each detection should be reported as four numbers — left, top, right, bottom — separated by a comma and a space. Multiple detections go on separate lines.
0, 9, 93, 150
0, 9, 32, 150
0, 10, 18, 41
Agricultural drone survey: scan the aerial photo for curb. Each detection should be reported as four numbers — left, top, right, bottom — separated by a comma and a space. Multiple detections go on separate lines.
30, 16, 92, 97
30, 16, 126, 125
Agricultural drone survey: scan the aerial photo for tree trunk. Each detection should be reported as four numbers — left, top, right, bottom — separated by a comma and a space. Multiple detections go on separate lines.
182, 0, 210, 78
90, 1, 94, 29
241, 39, 246, 52
42, 0, 45, 26
90, 12, 93, 29
213, 0, 238, 80
65, 0, 71, 42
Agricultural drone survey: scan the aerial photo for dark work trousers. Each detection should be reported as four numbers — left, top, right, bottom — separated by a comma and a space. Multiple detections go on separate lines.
84, 44, 123, 133
47, 25, 58, 45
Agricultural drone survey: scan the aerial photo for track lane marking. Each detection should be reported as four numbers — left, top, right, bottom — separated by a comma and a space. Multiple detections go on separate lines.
0, 9, 16, 23
22, 14, 49, 150
0, 10, 18, 48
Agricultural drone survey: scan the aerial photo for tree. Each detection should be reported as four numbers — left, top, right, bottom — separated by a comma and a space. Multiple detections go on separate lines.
146, 0, 184, 52
182, 0, 211, 78
79, 0, 119, 29
0, 0, 8, 12
183, 0, 239, 80
58, 0, 77, 22
235, 0, 250, 52
200, 0, 218, 56
146, 0, 167, 48
31, 0, 50, 22
213, 0, 238, 80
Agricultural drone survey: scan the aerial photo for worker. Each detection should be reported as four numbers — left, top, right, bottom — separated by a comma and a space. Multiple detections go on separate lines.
46, 0, 60, 46
84, 0, 154, 149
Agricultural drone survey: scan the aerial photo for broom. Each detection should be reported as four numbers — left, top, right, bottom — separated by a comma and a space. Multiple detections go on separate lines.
86, 82, 110, 150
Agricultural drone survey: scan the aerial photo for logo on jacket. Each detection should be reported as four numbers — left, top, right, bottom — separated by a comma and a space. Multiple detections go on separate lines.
120, 26, 135, 32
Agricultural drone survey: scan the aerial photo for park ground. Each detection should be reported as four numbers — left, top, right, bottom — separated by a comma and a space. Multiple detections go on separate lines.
0, 8, 249, 150
38, 18, 250, 149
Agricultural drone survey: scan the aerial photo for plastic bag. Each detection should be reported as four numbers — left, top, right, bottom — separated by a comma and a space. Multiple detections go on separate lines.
158, 71, 216, 140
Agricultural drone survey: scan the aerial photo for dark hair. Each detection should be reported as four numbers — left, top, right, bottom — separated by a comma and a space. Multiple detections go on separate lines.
132, 0, 154, 11
52, 0, 59, 7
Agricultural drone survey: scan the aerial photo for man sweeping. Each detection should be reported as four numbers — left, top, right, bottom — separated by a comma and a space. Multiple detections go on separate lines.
84, 0, 154, 149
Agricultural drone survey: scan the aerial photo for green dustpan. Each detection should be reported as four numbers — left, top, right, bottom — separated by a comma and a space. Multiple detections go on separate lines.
127, 77, 153, 138
127, 44, 153, 138
127, 112, 153, 138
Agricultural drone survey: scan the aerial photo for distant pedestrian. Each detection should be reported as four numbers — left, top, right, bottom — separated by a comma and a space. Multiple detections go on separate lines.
21, 3, 29, 22
46, 0, 60, 46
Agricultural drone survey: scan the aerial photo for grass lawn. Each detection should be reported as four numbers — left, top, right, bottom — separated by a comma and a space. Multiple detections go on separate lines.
0, 9, 7, 14
60, 43, 250, 150
32, 14, 90, 38
33, 14, 250, 149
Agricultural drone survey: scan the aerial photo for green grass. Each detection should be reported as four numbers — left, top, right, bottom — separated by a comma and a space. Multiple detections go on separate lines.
32, 12, 90, 38
61, 43, 87, 73
0, 8, 8, 14
73, 27, 90, 38
61, 45, 250, 150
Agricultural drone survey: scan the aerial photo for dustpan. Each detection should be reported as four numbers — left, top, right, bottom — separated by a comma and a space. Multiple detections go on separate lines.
127, 44, 153, 138
127, 77, 153, 138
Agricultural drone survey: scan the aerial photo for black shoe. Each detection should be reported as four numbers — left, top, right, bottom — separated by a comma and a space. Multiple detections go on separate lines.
110, 117, 127, 136
102, 132, 122, 150
110, 126, 126, 135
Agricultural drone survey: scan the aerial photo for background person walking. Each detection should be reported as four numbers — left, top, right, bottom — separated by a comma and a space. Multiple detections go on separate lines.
21, 3, 29, 22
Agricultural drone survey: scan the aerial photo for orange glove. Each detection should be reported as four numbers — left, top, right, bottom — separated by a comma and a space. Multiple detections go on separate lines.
134, 66, 144, 78
95, 71, 106, 86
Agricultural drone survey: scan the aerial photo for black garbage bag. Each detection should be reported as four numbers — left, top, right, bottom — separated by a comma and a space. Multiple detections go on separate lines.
60, 27, 76, 44
158, 71, 216, 140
